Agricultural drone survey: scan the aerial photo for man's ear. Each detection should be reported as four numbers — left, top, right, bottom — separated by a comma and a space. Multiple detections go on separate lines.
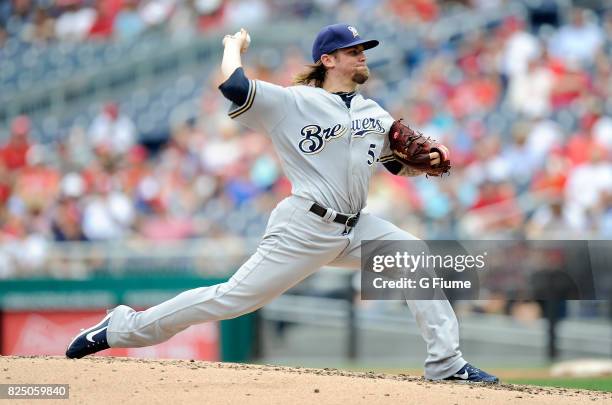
320, 53, 335, 69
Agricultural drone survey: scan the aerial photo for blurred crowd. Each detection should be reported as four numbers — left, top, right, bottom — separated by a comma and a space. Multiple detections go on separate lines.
0, 0, 444, 46
0, 0, 247, 44
1, 2, 612, 277
373, 5, 612, 241
0, 0, 503, 47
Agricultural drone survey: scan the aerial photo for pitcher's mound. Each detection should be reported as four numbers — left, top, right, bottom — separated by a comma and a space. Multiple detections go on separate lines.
1, 356, 610, 404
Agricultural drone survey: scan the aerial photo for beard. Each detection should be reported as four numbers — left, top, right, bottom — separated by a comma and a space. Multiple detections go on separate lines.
352, 67, 369, 84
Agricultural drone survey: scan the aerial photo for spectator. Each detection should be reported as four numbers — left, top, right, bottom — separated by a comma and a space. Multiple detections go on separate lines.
1, 115, 32, 172
545, 51, 589, 110
508, 57, 553, 118
55, 0, 96, 42
51, 194, 88, 242
548, 7, 604, 67
50, 172, 87, 242
530, 151, 569, 198
564, 148, 612, 230
470, 180, 507, 211
82, 184, 135, 241
565, 121, 601, 167
525, 119, 564, 166
0, 162, 11, 206
113, 0, 146, 40
200, 118, 243, 175
117, 145, 152, 197
526, 199, 578, 238
88, 0, 117, 40
464, 135, 511, 185
22, 6, 55, 44
500, 122, 542, 187
446, 69, 501, 118
63, 126, 95, 170
12, 145, 61, 215
140, 0, 175, 29
167, 0, 198, 39
88, 102, 138, 156
592, 114, 612, 151
499, 16, 541, 78
4, 0, 32, 37
468, 180, 523, 235
139, 204, 197, 240
193, 0, 226, 33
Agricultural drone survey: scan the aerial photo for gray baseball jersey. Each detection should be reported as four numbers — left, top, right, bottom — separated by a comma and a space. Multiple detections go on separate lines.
228, 80, 396, 214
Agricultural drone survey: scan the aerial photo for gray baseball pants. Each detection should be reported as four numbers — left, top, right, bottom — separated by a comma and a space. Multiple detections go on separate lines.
106, 195, 466, 379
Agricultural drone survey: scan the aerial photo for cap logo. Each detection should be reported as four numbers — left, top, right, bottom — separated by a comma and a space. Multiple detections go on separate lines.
347, 26, 359, 38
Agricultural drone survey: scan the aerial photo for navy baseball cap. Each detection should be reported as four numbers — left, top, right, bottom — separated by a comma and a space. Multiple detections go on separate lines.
312, 24, 379, 63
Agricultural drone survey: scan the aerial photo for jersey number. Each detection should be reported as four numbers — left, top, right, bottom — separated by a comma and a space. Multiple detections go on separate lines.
367, 144, 376, 166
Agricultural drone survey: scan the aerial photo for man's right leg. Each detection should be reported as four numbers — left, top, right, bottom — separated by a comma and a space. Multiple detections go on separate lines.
329, 213, 466, 380
106, 197, 349, 348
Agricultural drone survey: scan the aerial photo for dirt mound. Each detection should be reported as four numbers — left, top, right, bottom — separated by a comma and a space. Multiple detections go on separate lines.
1, 356, 610, 404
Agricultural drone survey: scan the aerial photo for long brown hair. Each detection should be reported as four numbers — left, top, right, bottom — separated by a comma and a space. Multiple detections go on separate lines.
292, 61, 327, 87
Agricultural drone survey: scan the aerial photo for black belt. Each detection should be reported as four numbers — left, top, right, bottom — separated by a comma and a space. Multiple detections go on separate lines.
309, 203, 360, 228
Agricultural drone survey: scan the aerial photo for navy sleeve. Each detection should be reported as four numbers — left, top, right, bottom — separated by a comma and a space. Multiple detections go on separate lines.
218, 67, 250, 106
382, 160, 403, 175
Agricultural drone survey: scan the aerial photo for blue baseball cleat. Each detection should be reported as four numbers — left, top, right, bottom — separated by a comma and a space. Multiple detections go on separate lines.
444, 363, 500, 383
65, 312, 112, 359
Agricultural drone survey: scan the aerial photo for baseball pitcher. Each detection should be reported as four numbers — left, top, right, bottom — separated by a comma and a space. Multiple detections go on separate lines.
66, 23, 498, 383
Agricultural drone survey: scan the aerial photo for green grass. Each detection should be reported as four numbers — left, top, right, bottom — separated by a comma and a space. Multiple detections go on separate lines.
506, 377, 612, 392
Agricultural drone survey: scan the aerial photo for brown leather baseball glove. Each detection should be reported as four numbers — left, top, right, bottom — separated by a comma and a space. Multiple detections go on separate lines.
388, 119, 451, 177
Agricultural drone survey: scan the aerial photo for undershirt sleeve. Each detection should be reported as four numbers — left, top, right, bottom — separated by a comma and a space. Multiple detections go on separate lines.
218, 67, 250, 106
380, 155, 423, 177
382, 160, 403, 175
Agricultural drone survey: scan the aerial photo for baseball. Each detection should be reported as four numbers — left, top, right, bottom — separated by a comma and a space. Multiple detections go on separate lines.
241, 31, 251, 53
